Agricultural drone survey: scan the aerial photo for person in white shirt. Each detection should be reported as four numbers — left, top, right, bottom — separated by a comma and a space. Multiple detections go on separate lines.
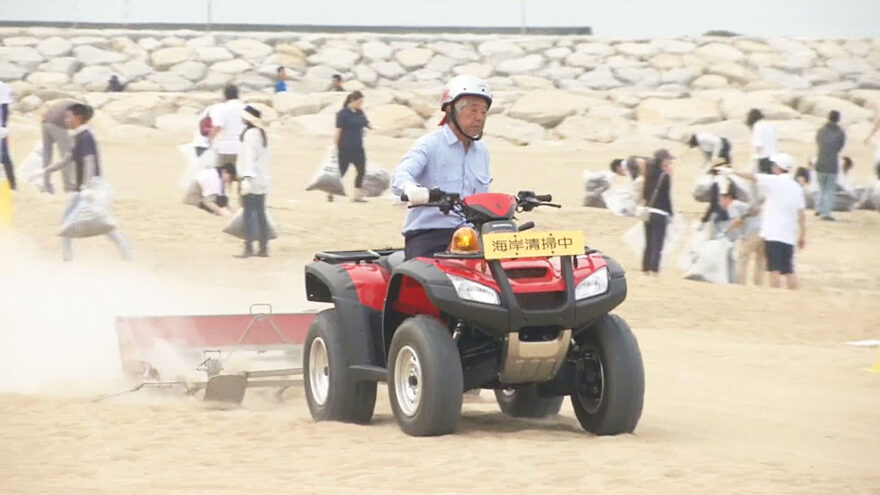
183, 164, 235, 216
725, 153, 806, 290
687, 132, 732, 170
209, 85, 245, 170
0, 80, 14, 190
235, 106, 271, 258
193, 103, 220, 157
718, 183, 762, 285
746, 109, 778, 174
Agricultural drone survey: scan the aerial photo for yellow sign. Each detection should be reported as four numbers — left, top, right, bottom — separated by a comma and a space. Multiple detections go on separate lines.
0, 179, 12, 228
482, 230, 584, 260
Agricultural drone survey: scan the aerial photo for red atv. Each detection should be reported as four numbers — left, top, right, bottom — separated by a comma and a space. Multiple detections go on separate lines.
302, 189, 644, 436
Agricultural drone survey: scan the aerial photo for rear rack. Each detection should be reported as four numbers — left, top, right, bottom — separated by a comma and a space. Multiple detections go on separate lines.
314, 248, 399, 264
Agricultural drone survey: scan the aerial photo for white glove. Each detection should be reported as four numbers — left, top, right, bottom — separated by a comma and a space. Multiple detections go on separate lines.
0, 127, 7, 139
716, 166, 734, 176
240, 177, 253, 195
404, 184, 430, 205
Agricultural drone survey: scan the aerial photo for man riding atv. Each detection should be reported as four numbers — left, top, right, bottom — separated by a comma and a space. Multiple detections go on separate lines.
392, 74, 493, 260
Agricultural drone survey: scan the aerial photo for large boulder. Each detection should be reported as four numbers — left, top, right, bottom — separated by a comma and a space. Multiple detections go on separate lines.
0, 61, 27, 80
74, 45, 127, 65
508, 90, 606, 128
615, 42, 658, 58
102, 94, 175, 126
308, 48, 360, 71
39, 57, 82, 76
72, 65, 115, 91
373, 60, 406, 79
564, 51, 600, 69
484, 114, 545, 145
195, 46, 234, 63
287, 113, 335, 138
113, 59, 154, 80
273, 93, 326, 115
692, 74, 729, 89
147, 72, 195, 92
453, 62, 493, 79
151, 47, 194, 70
170, 61, 208, 82
395, 47, 434, 70
707, 62, 753, 84
660, 68, 698, 85
36, 37, 73, 58
428, 41, 480, 62
477, 39, 524, 63
614, 67, 659, 84
225, 38, 273, 59
578, 67, 623, 90
826, 57, 873, 75
796, 95, 875, 122
650, 39, 697, 54
496, 54, 545, 76
25, 71, 70, 87
362, 41, 392, 61
572, 42, 614, 56
759, 67, 811, 90
719, 93, 800, 121
636, 97, 721, 125
694, 43, 745, 63
510, 75, 555, 89
196, 71, 233, 91
2, 36, 39, 46
368, 104, 424, 134
425, 55, 454, 74
354, 64, 379, 86
553, 114, 632, 143
210, 59, 252, 74
138, 37, 162, 51
0, 46, 44, 70
544, 46, 572, 60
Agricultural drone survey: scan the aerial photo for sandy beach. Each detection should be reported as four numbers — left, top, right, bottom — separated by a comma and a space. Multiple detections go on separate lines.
1, 108, 880, 494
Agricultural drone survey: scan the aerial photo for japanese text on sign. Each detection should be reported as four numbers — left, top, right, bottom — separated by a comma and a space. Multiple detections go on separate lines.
483, 230, 584, 259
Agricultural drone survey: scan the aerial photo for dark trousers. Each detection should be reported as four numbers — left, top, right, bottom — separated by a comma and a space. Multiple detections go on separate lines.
642, 213, 668, 272
338, 146, 366, 188
404, 228, 457, 260
194, 146, 208, 157
243, 193, 268, 253
1, 138, 14, 190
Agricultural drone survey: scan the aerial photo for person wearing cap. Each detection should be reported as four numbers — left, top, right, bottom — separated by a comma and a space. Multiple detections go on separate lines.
336, 90, 371, 203
639, 149, 675, 275
722, 153, 806, 289
392, 74, 492, 260
274, 67, 289, 93
815, 110, 846, 221
235, 105, 271, 258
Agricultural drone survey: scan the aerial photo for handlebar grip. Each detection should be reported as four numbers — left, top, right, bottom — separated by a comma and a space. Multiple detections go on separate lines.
535, 194, 552, 202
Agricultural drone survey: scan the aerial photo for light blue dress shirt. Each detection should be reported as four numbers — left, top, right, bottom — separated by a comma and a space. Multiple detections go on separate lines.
392, 124, 492, 234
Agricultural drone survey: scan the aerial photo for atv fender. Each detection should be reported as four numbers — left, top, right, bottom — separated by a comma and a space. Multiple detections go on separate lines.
305, 261, 384, 369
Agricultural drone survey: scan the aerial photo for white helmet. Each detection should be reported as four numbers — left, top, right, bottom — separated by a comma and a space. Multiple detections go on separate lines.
440, 74, 492, 111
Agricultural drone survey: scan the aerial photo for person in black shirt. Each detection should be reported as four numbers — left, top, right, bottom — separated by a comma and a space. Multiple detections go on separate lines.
44, 103, 132, 261
641, 149, 675, 275
335, 91, 371, 202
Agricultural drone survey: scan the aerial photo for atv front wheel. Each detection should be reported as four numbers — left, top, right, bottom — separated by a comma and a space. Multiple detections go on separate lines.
494, 386, 563, 418
571, 314, 644, 435
303, 309, 377, 424
388, 315, 463, 436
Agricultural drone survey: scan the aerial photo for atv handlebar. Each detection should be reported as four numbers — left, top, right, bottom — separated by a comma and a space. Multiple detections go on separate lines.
399, 188, 448, 203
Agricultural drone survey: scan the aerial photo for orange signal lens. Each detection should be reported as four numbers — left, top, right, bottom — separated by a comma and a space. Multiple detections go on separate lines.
449, 227, 480, 254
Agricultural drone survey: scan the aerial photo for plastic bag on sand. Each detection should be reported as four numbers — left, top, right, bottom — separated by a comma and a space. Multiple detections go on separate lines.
306, 147, 346, 196
362, 164, 391, 197
602, 186, 638, 217
679, 231, 734, 285
583, 171, 611, 208
222, 209, 279, 240
693, 175, 752, 204
58, 178, 117, 238
18, 144, 47, 191
621, 214, 687, 268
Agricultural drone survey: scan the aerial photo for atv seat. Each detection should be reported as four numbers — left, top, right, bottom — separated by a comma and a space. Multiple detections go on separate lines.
377, 250, 405, 273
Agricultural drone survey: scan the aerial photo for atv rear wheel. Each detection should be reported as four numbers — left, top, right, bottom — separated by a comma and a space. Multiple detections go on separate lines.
388, 315, 463, 436
494, 386, 564, 418
571, 314, 644, 435
303, 309, 377, 424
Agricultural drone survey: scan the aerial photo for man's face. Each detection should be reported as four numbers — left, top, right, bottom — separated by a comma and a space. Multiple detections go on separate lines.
452, 95, 489, 138
64, 110, 82, 129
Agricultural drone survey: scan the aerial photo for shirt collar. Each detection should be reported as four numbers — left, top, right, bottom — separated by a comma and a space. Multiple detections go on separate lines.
441, 123, 461, 146
72, 123, 90, 135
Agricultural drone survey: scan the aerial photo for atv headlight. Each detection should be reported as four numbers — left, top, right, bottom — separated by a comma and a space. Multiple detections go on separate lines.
447, 274, 501, 306
575, 267, 609, 300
